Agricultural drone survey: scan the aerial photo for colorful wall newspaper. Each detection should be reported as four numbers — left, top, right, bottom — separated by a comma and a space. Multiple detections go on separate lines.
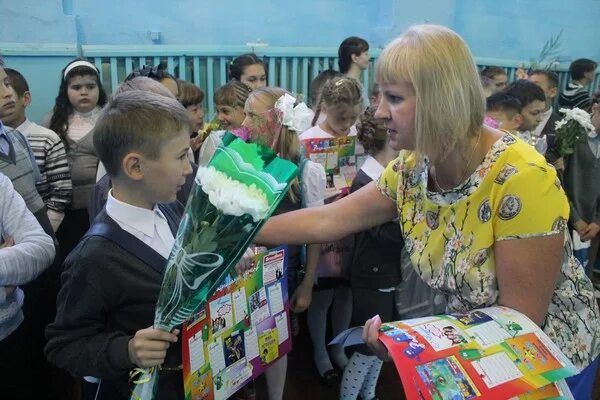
379, 307, 577, 399
301, 136, 366, 200
181, 246, 292, 400
333, 306, 577, 399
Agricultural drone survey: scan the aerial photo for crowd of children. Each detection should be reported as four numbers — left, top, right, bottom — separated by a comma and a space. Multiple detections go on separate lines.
0, 28, 598, 400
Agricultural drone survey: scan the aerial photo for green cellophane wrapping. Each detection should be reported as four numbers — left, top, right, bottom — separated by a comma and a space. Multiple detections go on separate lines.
130, 132, 297, 400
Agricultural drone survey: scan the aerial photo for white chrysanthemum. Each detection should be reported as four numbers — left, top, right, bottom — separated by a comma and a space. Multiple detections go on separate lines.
558, 107, 596, 137
196, 166, 269, 222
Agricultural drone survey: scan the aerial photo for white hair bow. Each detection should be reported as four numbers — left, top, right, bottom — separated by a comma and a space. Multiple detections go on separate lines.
274, 93, 313, 133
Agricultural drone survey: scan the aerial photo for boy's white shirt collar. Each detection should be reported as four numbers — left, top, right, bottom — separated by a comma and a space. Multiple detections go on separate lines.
532, 107, 553, 138
360, 155, 385, 181
15, 118, 33, 133
105, 189, 174, 258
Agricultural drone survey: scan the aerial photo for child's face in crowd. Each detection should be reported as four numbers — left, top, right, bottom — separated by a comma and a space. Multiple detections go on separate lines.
140, 130, 193, 204
322, 103, 361, 136
583, 70, 596, 85
67, 74, 100, 113
375, 82, 416, 151
160, 77, 179, 97
486, 110, 520, 132
240, 64, 266, 90
0, 67, 17, 122
518, 100, 546, 132
0, 85, 28, 127
353, 51, 370, 70
528, 74, 557, 104
492, 73, 508, 91
186, 103, 204, 133
216, 104, 245, 130
242, 96, 278, 149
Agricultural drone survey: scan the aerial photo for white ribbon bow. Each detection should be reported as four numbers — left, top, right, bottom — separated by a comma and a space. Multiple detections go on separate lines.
274, 93, 313, 133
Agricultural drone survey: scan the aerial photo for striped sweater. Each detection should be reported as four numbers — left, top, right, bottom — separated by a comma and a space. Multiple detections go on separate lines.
16, 119, 72, 228
0, 172, 55, 341
558, 82, 593, 112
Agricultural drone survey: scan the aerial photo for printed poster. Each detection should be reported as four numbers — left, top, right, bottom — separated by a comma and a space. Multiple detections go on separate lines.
334, 306, 578, 400
301, 136, 361, 200
182, 246, 292, 400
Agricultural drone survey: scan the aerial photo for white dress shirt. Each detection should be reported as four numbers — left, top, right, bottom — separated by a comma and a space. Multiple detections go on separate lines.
105, 190, 175, 259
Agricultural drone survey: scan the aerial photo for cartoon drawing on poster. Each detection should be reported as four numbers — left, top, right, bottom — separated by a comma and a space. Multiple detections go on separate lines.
258, 329, 279, 365
414, 320, 469, 351
223, 331, 246, 367
450, 310, 493, 326
416, 356, 480, 399
209, 294, 234, 336
249, 287, 270, 325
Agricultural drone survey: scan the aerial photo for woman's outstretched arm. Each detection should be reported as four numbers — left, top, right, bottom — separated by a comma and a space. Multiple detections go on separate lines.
256, 182, 398, 246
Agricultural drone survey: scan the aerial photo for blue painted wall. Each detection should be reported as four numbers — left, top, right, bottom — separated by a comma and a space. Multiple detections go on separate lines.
1, 0, 598, 123
2, 0, 597, 58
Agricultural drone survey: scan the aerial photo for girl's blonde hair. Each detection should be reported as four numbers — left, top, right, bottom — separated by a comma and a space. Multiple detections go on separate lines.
376, 24, 485, 163
247, 87, 302, 203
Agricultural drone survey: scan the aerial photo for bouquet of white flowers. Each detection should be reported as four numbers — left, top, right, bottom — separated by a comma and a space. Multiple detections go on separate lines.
555, 107, 597, 156
130, 132, 298, 400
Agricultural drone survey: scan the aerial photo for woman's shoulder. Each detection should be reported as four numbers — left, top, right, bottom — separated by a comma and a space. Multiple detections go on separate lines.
492, 134, 557, 181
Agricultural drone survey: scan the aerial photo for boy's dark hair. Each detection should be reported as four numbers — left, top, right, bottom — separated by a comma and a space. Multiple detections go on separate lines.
338, 36, 369, 73
93, 90, 190, 177
356, 107, 387, 156
125, 62, 174, 82
177, 80, 204, 108
569, 58, 598, 81
481, 66, 507, 79
49, 58, 108, 144
486, 92, 522, 114
214, 80, 252, 108
503, 80, 546, 108
529, 70, 559, 88
228, 53, 265, 81
309, 69, 343, 106
4, 68, 29, 97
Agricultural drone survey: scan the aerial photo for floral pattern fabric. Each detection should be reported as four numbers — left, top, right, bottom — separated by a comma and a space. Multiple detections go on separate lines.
377, 133, 600, 371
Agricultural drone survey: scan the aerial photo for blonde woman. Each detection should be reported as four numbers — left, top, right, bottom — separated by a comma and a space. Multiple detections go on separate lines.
256, 25, 600, 398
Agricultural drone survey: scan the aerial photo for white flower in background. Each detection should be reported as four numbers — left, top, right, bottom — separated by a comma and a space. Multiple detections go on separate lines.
558, 108, 597, 137
196, 166, 269, 222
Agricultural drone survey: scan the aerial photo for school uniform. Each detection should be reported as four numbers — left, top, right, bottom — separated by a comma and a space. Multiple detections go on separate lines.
347, 156, 403, 327
45, 192, 184, 400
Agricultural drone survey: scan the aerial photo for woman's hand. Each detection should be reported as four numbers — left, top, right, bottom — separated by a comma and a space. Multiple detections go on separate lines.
362, 315, 391, 362
290, 280, 313, 313
235, 248, 256, 275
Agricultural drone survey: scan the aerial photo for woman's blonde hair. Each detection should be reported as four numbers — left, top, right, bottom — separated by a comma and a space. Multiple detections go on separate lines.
247, 86, 302, 203
376, 24, 485, 163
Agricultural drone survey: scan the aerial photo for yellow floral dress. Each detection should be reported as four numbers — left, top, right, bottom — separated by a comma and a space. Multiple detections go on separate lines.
377, 133, 600, 371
